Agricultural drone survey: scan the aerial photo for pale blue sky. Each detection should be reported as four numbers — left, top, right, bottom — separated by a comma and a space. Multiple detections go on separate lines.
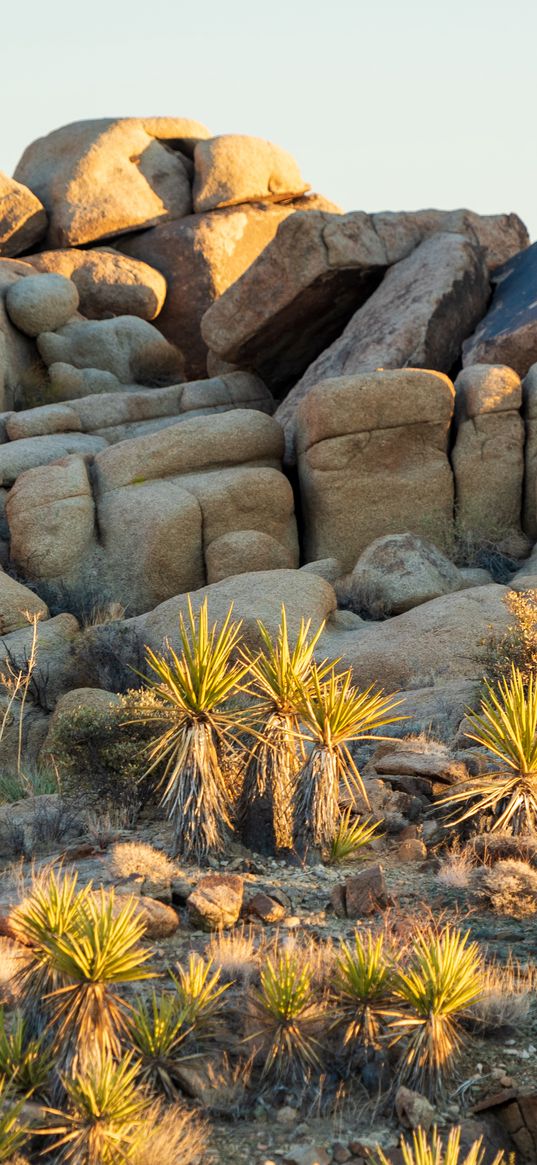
4, 0, 537, 238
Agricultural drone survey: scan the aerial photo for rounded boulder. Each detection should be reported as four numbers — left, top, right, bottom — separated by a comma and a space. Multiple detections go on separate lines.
6, 273, 79, 337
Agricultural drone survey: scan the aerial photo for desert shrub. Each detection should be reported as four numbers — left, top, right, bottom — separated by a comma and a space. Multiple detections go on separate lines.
471, 958, 535, 1032
45, 691, 159, 823
438, 666, 537, 835
132, 598, 248, 860
245, 950, 325, 1082
473, 858, 537, 918
132, 1101, 206, 1165
240, 608, 325, 853
0, 765, 58, 803
373, 1124, 507, 1165
43, 1052, 150, 1165
482, 590, 537, 685
388, 924, 483, 1100
109, 842, 178, 884
0, 1080, 30, 1163
207, 925, 259, 986
466, 830, 537, 866
293, 665, 404, 851
332, 931, 392, 1051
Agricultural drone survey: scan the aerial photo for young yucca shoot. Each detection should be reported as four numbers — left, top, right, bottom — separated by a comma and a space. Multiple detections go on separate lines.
9, 869, 90, 1032
373, 1125, 506, 1165
126, 990, 193, 1099
0, 1078, 30, 1163
332, 931, 392, 1050
170, 954, 230, 1039
45, 889, 154, 1069
240, 607, 327, 852
327, 809, 383, 865
42, 1052, 150, 1165
246, 951, 325, 1082
294, 665, 404, 850
134, 597, 248, 860
438, 665, 537, 835
0, 1009, 53, 1097
388, 925, 483, 1100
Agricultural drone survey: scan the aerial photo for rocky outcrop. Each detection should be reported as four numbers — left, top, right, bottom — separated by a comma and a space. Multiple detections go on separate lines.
192, 134, 309, 212
296, 370, 455, 571
277, 232, 489, 461
452, 364, 525, 547
0, 172, 47, 257
463, 241, 537, 375
37, 314, 185, 389
14, 117, 211, 247
523, 363, 537, 540
25, 248, 167, 322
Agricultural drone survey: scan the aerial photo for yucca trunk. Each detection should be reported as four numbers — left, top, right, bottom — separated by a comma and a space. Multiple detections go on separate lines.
161, 719, 232, 861
241, 712, 298, 854
293, 744, 339, 852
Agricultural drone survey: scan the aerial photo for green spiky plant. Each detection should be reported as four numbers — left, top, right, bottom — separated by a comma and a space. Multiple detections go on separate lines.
332, 931, 392, 1051
246, 951, 325, 1082
9, 869, 90, 1032
373, 1125, 507, 1165
43, 889, 154, 1069
294, 665, 404, 851
0, 1009, 53, 1097
126, 991, 192, 1099
0, 1079, 30, 1163
387, 925, 483, 1100
170, 955, 230, 1039
240, 608, 326, 853
134, 597, 248, 859
42, 1052, 150, 1165
327, 809, 383, 865
438, 665, 537, 835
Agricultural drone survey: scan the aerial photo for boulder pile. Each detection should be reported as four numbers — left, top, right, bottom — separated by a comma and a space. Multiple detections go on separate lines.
0, 115, 536, 766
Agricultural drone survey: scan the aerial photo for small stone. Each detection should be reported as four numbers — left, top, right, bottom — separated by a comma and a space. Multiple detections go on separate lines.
395, 1085, 436, 1132
283, 1147, 330, 1165
332, 1145, 352, 1163
396, 838, 427, 863
344, 864, 389, 918
186, 872, 244, 931
277, 1106, 298, 1125
248, 891, 287, 924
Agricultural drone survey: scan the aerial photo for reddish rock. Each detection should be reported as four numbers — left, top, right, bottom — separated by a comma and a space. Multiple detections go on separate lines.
187, 873, 244, 931
343, 864, 389, 918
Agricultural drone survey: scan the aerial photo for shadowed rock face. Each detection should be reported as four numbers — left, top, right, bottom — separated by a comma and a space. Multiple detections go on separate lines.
463, 240, 537, 376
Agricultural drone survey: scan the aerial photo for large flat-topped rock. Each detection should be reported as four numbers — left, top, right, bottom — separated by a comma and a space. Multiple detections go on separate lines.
14, 117, 210, 247
296, 370, 455, 571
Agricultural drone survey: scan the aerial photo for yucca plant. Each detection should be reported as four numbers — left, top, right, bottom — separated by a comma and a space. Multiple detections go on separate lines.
332, 931, 392, 1051
294, 666, 404, 851
0, 1009, 53, 1097
246, 951, 325, 1082
44, 889, 154, 1069
0, 1078, 30, 1163
438, 665, 537, 835
373, 1125, 507, 1165
240, 608, 326, 853
170, 954, 230, 1039
134, 597, 248, 860
9, 869, 90, 1031
387, 925, 483, 1100
42, 1052, 150, 1165
126, 990, 192, 1099
327, 809, 383, 864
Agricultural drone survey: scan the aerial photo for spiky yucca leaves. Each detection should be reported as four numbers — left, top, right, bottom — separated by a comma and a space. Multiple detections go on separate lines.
388, 926, 483, 1100
327, 809, 383, 864
9, 869, 90, 1032
126, 991, 192, 1099
332, 931, 392, 1051
241, 608, 326, 852
0, 1079, 30, 1163
246, 951, 325, 1082
43, 1052, 150, 1165
171, 954, 230, 1039
373, 1125, 506, 1165
136, 597, 248, 860
438, 666, 537, 835
0, 1009, 53, 1097
294, 666, 404, 850
45, 890, 154, 1069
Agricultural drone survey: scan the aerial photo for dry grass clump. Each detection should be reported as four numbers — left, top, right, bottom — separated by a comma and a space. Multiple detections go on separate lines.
466, 830, 537, 867
473, 858, 537, 918
436, 845, 477, 891
482, 590, 537, 685
206, 925, 260, 986
471, 958, 535, 1031
109, 842, 178, 884
132, 1101, 206, 1165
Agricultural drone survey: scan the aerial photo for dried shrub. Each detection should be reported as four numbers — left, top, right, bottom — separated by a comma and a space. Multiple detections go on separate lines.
474, 859, 537, 918
482, 590, 537, 685
109, 842, 178, 884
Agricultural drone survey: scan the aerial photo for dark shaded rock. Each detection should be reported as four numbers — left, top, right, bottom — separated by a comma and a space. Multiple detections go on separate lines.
463, 241, 537, 376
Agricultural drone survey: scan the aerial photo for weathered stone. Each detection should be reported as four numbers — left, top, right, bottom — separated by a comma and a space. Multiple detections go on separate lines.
247, 891, 286, 923
0, 172, 47, 258
296, 370, 455, 571
343, 864, 389, 918
0, 259, 47, 411
396, 838, 427, 863
523, 363, 537, 540
47, 364, 123, 401
6, 403, 82, 441
282, 1147, 330, 1165
278, 232, 489, 462
205, 530, 294, 584
121, 203, 313, 379
0, 613, 81, 708
0, 570, 49, 634
25, 247, 167, 322
0, 433, 106, 486
130, 895, 180, 939
14, 117, 210, 247
187, 873, 244, 930
395, 1086, 436, 1131
6, 272, 79, 337
350, 534, 464, 617
299, 558, 342, 584
7, 455, 96, 577
37, 315, 185, 387
193, 134, 308, 213
372, 208, 528, 270
463, 241, 537, 376
452, 364, 524, 544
